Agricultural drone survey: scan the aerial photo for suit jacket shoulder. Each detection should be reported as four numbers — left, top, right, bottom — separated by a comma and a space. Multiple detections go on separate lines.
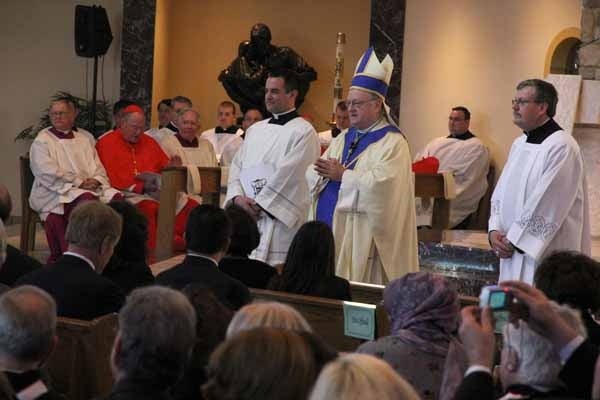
219, 256, 276, 289
0, 245, 42, 286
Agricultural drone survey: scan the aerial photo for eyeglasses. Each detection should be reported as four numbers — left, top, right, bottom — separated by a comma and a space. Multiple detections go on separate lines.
49, 112, 70, 118
511, 99, 537, 107
345, 99, 377, 109
448, 117, 465, 122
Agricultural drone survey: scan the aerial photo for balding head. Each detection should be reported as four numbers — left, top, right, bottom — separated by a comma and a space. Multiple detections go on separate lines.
0, 185, 11, 223
0, 286, 57, 372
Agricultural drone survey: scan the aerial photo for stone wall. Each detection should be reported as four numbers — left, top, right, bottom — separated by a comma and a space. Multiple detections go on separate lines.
579, 0, 600, 79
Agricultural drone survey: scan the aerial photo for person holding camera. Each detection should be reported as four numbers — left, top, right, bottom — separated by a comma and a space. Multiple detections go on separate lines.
454, 281, 598, 400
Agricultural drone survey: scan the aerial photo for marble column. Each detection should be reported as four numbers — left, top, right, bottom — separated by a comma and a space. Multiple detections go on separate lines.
120, 0, 156, 120
369, 0, 406, 122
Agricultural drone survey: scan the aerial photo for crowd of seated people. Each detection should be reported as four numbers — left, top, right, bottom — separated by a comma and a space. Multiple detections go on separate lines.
3, 87, 600, 400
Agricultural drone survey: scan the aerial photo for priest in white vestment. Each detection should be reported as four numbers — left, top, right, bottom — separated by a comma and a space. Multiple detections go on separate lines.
201, 101, 244, 166
146, 96, 193, 143
29, 99, 119, 263
226, 71, 320, 265
414, 106, 490, 228
306, 47, 419, 284
158, 108, 218, 204
317, 101, 350, 150
489, 79, 590, 284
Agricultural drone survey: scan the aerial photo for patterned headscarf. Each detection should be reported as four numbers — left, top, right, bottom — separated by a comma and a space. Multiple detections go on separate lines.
384, 272, 460, 356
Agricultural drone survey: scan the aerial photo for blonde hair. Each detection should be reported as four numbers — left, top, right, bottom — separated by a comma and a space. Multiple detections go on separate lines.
226, 302, 312, 338
309, 353, 420, 400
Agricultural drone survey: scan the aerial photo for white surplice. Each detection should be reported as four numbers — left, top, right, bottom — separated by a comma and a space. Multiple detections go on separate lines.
306, 122, 419, 284
226, 117, 320, 265
414, 135, 490, 227
201, 127, 244, 166
489, 130, 590, 283
158, 134, 219, 207
29, 127, 119, 219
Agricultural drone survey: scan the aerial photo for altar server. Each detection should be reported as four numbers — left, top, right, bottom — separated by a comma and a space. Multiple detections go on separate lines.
201, 101, 244, 166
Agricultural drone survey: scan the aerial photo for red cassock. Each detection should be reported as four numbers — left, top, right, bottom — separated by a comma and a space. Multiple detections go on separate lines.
96, 130, 197, 251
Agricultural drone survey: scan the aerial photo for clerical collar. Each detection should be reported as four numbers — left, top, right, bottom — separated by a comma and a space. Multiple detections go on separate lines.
447, 130, 475, 140
331, 127, 341, 138
215, 125, 239, 134
49, 126, 76, 139
268, 108, 299, 125
165, 121, 179, 133
175, 133, 198, 148
524, 118, 562, 144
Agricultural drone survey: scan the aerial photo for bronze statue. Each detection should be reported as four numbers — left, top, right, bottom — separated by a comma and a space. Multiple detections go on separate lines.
219, 23, 317, 114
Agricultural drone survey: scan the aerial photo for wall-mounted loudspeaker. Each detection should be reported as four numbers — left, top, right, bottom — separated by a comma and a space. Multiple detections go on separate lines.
74, 5, 113, 58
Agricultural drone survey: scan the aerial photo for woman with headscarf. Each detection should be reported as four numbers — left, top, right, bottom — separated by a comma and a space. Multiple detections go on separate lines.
357, 272, 460, 400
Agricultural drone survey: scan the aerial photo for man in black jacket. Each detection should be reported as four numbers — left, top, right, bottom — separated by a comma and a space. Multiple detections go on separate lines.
105, 286, 196, 400
0, 285, 63, 399
454, 281, 599, 400
17, 201, 124, 319
156, 204, 251, 310
0, 184, 43, 285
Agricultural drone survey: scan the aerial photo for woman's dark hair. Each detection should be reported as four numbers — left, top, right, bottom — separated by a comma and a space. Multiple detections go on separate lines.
268, 221, 335, 294
108, 200, 148, 262
225, 204, 260, 257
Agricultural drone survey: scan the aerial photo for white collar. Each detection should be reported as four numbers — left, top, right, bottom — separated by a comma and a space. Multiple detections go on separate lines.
187, 251, 219, 267
356, 117, 385, 133
63, 251, 96, 271
271, 108, 296, 119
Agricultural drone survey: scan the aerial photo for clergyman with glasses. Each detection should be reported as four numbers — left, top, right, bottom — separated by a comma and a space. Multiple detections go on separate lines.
29, 97, 120, 264
488, 79, 590, 284
306, 47, 418, 284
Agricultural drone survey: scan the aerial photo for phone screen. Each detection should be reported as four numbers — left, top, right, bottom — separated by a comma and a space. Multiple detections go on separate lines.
489, 291, 506, 309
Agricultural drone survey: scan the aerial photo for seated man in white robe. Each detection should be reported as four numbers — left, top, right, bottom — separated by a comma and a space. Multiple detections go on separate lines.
414, 106, 490, 229
145, 98, 172, 139
147, 96, 193, 144
317, 101, 350, 151
226, 70, 320, 265
489, 79, 590, 283
306, 47, 418, 284
201, 101, 244, 166
158, 108, 218, 203
241, 108, 264, 135
29, 98, 119, 264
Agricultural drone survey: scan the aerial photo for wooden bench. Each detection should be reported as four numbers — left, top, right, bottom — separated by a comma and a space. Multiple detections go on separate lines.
415, 173, 451, 241
250, 288, 390, 352
155, 166, 222, 260
47, 314, 118, 400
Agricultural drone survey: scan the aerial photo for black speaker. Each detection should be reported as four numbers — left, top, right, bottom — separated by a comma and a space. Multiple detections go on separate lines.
75, 5, 113, 58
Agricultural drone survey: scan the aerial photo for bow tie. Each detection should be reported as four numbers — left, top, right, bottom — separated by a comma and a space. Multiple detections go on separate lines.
49, 127, 75, 139
215, 126, 238, 134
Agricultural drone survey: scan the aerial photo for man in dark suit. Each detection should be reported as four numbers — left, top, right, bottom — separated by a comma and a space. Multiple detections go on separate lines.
454, 281, 599, 400
156, 204, 251, 310
0, 184, 43, 286
0, 286, 63, 399
17, 201, 124, 320
105, 286, 196, 400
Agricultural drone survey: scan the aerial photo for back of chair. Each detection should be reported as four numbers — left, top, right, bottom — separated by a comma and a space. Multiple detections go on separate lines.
19, 154, 40, 251
468, 165, 496, 230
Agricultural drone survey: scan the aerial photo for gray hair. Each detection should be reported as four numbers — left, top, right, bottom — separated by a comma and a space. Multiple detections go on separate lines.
172, 96, 193, 108
226, 302, 312, 338
0, 286, 57, 364
65, 201, 122, 250
516, 79, 558, 117
116, 286, 196, 387
176, 108, 201, 123
309, 353, 420, 400
503, 301, 586, 389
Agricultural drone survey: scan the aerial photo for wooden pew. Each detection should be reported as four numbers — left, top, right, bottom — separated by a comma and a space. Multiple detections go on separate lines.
47, 314, 118, 400
155, 166, 222, 260
250, 288, 390, 352
415, 173, 451, 242
349, 281, 478, 308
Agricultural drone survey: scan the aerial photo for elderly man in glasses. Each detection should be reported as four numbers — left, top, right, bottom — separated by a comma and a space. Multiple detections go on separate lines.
306, 47, 418, 284
29, 98, 120, 264
488, 79, 589, 284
